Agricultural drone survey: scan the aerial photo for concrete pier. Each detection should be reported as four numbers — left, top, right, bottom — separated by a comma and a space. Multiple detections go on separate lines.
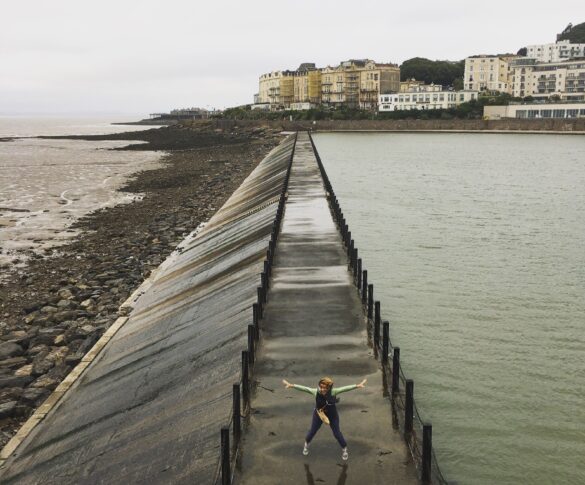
236, 133, 417, 484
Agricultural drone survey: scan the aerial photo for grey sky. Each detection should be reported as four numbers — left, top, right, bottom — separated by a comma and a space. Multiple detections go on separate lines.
1, 0, 581, 116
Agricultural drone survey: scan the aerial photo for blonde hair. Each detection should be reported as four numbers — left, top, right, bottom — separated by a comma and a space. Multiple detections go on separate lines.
318, 377, 334, 388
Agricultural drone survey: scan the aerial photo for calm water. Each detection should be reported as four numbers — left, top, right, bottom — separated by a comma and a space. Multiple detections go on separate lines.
313, 132, 585, 485
0, 117, 163, 270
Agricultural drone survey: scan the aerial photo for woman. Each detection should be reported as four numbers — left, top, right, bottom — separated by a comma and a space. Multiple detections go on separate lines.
282, 376, 367, 461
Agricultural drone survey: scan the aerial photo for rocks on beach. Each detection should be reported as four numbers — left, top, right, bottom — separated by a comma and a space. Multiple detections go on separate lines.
0, 122, 283, 448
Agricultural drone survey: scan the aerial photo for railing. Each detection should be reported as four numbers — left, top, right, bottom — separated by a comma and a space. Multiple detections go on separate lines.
308, 132, 449, 485
213, 133, 297, 485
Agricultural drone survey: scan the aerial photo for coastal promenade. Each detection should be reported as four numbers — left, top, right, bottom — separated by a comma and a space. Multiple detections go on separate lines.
236, 133, 417, 484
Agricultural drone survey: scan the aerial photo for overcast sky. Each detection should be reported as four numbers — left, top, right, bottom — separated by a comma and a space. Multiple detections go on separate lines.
1, 1, 582, 116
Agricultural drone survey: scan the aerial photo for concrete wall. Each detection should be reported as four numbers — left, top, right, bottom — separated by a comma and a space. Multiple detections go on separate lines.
210, 118, 585, 133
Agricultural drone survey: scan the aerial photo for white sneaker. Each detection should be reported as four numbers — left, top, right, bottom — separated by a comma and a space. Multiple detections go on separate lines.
303, 443, 309, 456
342, 448, 348, 461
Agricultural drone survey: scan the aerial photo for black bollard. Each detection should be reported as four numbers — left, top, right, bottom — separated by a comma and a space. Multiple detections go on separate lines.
392, 347, 400, 395
252, 303, 259, 340
362, 271, 368, 304
382, 321, 389, 364
221, 427, 230, 485
264, 260, 270, 282
368, 284, 374, 319
357, 259, 362, 289
422, 423, 432, 484
248, 325, 255, 364
233, 384, 241, 445
405, 379, 414, 436
242, 351, 249, 411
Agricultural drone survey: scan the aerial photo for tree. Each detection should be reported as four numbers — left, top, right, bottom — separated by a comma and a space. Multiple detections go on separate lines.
399, 57, 465, 87
557, 22, 585, 43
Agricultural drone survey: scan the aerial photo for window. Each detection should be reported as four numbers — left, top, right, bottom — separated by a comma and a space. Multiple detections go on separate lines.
567, 109, 578, 118
527, 110, 539, 118
552, 109, 566, 118
541, 109, 552, 118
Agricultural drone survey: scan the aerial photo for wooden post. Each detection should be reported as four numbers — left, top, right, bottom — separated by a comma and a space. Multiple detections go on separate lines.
233, 384, 241, 445
405, 379, 414, 436
356, 259, 362, 289
248, 325, 255, 364
362, 270, 368, 304
392, 347, 400, 395
242, 351, 249, 411
422, 423, 432, 484
257, 287, 263, 317
382, 320, 389, 364
221, 427, 230, 485
368, 284, 374, 319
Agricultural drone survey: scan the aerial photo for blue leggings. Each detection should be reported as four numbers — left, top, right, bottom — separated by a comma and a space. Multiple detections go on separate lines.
305, 407, 347, 448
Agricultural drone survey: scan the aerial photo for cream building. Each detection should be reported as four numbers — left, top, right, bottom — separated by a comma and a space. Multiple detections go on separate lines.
464, 55, 517, 93
484, 103, 585, 119
509, 57, 585, 100
256, 59, 399, 110
526, 40, 585, 63
379, 85, 478, 112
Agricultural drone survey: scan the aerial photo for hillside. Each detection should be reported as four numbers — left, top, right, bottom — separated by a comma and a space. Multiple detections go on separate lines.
557, 22, 585, 43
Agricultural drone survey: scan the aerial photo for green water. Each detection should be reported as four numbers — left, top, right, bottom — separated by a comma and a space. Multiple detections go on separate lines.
314, 132, 585, 485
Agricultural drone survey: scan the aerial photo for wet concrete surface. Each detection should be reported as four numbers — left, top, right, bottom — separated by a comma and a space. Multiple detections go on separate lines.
0, 136, 296, 484
236, 133, 417, 484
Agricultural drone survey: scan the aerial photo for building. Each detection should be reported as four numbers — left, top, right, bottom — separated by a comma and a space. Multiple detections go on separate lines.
255, 59, 400, 111
464, 55, 518, 93
509, 57, 585, 101
379, 85, 478, 111
526, 40, 585, 63
484, 102, 585, 119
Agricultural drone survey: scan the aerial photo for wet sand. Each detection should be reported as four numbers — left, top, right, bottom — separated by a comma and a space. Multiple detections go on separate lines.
0, 123, 283, 447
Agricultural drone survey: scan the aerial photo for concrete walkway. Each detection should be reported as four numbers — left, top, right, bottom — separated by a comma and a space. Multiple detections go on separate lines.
236, 133, 417, 484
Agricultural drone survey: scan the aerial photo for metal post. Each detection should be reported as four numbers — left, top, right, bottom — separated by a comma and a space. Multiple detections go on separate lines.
248, 325, 255, 364
392, 347, 400, 395
405, 379, 414, 436
374, 301, 380, 351
221, 427, 230, 485
233, 384, 241, 445
261, 272, 267, 300
357, 259, 362, 289
422, 423, 432, 484
362, 270, 368, 304
252, 303, 259, 338
382, 320, 389, 364
368, 284, 374, 319
257, 287, 263, 317
242, 351, 249, 411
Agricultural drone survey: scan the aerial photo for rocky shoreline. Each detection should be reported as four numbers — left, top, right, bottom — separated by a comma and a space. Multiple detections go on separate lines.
0, 123, 283, 447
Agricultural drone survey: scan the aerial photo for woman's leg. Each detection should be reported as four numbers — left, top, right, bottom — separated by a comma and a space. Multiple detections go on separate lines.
328, 409, 347, 448
305, 409, 323, 444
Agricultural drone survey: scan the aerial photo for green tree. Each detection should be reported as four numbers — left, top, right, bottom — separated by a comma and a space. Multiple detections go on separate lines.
557, 22, 585, 43
399, 57, 465, 87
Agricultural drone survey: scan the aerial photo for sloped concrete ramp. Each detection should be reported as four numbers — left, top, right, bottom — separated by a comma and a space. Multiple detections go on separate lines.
0, 136, 295, 484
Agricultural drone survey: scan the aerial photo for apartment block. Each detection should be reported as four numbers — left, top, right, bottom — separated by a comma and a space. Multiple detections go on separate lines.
379, 84, 478, 112
255, 59, 399, 110
510, 58, 585, 101
526, 40, 585, 63
464, 55, 517, 93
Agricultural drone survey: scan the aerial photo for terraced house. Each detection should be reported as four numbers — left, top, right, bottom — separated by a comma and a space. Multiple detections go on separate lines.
254, 59, 400, 110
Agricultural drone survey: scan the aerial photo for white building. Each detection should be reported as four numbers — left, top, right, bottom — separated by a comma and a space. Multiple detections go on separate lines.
379, 86, 479, 112
484, 103, 585, 119
464, 55, 517, 93
509, 57, 585, 100
526, 40, 585, 63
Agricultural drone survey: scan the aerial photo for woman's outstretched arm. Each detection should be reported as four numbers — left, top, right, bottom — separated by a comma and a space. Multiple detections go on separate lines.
282, 379, 317, 396
332, 379, 368, 396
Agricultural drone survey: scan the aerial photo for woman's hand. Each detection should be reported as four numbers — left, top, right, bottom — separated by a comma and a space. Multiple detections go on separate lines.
282, 379, 294, 389
357, 379, 367, 388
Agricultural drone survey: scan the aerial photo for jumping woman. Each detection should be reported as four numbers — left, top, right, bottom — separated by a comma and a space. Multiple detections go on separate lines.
282, 377, 367, 461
